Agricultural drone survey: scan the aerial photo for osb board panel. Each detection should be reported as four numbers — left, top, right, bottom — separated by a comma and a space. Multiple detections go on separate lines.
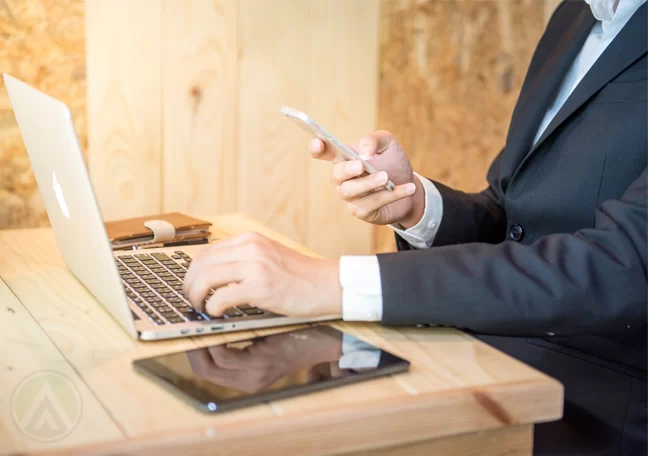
375, 0, 560, 253
0, 0, 85, 229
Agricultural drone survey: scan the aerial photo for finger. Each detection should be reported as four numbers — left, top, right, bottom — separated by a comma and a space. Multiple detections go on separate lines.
329, 362, 351, 378
204, 282, 258, 317
187, 349, 216, 379
306, 363, 330, 382
185, 263, 247, 312
183, 234, 267, 292
338, 171, 389, 201
348, 183, 416, 219
207, 344, 251, 370
194, 232, 267, 260
187, 350, 246, 387
357, 135, 378, 160
357, 131, 393, 160
331, 160, 365, 186
309, 139, 339, 162
206, 344, 273, 376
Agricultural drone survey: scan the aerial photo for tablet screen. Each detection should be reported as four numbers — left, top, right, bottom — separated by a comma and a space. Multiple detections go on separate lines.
134, 326, 409, 413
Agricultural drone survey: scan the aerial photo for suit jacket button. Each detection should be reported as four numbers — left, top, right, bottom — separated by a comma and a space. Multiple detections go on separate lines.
509, 224, 524, 241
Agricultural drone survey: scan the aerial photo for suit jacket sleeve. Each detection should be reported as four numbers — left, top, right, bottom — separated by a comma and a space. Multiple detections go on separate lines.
395, 149, 508, 251
380, 168, 647, 337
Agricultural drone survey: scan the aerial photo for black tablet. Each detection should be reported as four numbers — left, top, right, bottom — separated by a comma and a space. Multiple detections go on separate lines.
133, 326, 410, 413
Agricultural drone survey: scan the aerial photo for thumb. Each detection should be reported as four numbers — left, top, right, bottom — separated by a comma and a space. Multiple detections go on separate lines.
357, 130, 394, 160
309, 139, 338, 162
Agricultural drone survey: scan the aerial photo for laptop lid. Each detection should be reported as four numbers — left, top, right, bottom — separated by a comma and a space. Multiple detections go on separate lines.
3, 74, 137, 339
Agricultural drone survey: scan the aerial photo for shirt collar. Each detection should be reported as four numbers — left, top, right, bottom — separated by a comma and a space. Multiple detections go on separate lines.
584, 0, 646, 35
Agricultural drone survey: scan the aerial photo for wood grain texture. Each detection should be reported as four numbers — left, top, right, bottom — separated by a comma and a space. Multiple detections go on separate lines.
375, 0, 560, 253
236, 0, 376, 257
0, 213, 562, 455
303, 0, 380, 258
0, 279, 123, 454
31, 424, 533, 456
83, 0, 376, 258
235, 0, 310, 245
85, 0, 162, 221
0, 0, 85, 229
350, 424, 532, 456
161, 0, 239, 215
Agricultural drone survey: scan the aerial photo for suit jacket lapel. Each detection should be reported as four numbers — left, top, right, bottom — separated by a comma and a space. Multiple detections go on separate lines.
517, 2, 648, 173
499, 2, 596, 185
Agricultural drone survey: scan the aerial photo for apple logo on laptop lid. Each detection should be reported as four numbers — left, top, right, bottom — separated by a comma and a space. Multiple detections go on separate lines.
52, 171, 70, 219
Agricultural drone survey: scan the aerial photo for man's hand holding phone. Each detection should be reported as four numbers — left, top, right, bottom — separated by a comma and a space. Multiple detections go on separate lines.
310, 130, 425, 228
183, 118, 426, 321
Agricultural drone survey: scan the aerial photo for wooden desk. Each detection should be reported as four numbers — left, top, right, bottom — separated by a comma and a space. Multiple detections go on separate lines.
0, 214, 563, 455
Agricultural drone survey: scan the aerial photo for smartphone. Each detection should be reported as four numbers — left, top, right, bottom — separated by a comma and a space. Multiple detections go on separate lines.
281, 106, 395, 191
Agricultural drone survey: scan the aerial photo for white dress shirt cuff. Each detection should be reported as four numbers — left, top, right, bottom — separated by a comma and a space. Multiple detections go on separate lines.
339, 333, 381, 369
339, 255, 383, 321
389, 173, 443, 249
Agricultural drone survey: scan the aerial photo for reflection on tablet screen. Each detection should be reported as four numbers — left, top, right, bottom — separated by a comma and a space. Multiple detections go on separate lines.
135, 326, 409, 411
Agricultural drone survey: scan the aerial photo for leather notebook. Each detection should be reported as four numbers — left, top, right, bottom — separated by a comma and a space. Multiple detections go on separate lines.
105, 212, 212, 250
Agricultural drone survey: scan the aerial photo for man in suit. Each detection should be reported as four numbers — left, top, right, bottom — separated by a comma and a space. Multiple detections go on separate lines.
184, 0, 647, 453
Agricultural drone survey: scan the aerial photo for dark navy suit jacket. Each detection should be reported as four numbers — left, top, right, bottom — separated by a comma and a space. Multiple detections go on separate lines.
378, 2, 647, 454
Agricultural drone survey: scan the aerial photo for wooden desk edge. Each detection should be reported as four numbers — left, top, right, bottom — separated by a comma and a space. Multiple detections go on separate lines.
24, 377, 562, 456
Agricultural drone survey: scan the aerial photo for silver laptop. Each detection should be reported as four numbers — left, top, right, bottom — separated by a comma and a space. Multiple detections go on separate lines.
3, 74, 334, 341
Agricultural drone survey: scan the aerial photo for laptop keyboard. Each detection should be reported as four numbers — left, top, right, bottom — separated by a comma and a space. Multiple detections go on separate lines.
116, 251, 265, 325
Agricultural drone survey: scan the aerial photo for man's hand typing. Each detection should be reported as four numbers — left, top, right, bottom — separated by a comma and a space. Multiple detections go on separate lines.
182, 232, 341, 318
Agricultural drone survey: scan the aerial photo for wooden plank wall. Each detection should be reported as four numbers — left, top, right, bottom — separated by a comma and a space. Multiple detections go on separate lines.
160, 0, 238, 217
86, 0, 378, 258
2, 0, 563, 258
236, 0, 380, 256
86, 0, 162, 219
